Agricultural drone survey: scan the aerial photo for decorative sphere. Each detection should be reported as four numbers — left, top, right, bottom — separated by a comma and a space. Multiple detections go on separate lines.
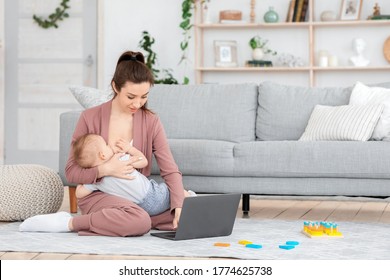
264, 7, 279, 23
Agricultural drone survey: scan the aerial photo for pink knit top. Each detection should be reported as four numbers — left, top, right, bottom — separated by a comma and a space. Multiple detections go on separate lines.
65, 100, 185, 210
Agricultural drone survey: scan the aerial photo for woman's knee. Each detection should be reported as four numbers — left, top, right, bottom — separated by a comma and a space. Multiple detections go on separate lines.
117, 207, 151, 237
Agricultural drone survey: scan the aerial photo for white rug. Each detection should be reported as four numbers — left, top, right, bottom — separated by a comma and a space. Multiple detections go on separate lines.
1, 219, 390, 259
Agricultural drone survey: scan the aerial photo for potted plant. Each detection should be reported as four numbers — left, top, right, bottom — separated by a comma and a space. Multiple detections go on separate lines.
249, 35, 277, 60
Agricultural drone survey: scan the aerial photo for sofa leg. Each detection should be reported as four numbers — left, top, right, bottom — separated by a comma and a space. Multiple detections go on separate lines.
68, 186, 78, 213
242, 194, 250, 215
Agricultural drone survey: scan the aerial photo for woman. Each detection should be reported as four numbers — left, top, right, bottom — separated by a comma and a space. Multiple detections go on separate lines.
20, 51, 185, 236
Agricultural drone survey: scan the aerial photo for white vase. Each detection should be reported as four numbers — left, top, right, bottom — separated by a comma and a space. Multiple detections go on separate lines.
252, 48, 265, 60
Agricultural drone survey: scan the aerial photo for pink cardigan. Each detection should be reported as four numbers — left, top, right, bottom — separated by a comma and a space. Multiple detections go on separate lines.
65, 100, 185, 210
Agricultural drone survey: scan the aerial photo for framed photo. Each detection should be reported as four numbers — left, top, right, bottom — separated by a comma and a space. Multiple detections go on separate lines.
214, 40, 238, 67
340, 0, 362, 20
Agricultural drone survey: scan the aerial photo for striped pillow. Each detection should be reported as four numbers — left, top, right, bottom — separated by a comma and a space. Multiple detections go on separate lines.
299, 104, 384, 141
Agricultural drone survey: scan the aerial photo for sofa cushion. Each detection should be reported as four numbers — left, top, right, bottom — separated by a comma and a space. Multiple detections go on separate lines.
148, 84, 258, 142
256, 81, 351, 140
349, 81, 390, 141
69, 86, 113, 108
299, 104, 384, 141
233, 141, 390, 179
151, 139, 235, 176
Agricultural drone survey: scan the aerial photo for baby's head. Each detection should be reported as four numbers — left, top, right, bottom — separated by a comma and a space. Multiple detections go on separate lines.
73, 134, 114, 168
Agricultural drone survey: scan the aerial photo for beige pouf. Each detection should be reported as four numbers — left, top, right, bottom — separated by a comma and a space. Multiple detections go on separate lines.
0, 164, 64, 221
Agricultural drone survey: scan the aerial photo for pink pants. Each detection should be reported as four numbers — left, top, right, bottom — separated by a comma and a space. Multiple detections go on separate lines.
72, 191, 175, 236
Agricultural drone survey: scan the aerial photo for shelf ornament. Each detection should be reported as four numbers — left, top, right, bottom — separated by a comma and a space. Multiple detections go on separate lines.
249, 36, 277, 60
32, 0, 70, 29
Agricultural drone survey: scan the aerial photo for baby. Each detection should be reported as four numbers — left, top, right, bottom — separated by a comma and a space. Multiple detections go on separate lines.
73, 134, 195, 216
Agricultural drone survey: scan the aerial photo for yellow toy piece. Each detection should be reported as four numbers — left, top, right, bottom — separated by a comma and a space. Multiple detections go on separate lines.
238, 240, 253, 245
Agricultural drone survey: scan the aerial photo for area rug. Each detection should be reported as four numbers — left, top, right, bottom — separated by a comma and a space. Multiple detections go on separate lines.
1, 219, 390, 259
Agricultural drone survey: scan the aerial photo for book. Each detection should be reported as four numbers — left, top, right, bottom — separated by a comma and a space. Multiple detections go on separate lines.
286, 0, 295, 22
246, 60, 273, 67
291, 0, 299, 22
294, 0, 305, 22
299, 0, 309, 22
219, 20, 248, 24
371, 15, 390, 20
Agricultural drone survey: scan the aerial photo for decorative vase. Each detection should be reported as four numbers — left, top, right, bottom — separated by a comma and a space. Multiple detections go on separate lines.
203, 3, 211, 24
252, 48, 265, 60
264, 7, 279, 23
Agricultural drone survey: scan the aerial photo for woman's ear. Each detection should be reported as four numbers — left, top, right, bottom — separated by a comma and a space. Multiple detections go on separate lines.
111, 81, 119, 94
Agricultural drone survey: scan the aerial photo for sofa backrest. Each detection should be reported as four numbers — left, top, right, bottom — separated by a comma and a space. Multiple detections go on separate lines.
59, 110, 82, 186
256, 81, 353, 141
148, 83, 258, 142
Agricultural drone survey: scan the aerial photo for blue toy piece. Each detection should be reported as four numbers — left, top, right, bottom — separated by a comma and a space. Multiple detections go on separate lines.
245, 243, 262, 249
279, 245, 295, 250
286, 241, 300, 246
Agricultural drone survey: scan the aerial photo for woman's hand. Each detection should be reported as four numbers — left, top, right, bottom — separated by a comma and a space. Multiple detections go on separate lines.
173, 207, 182, 229
97, 153, 135, 180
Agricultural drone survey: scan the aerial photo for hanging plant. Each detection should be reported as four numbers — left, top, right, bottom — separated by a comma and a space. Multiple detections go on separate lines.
139, 31, 179, 85
178, 0, 195, 84
179, 0, 208, 84
33, 0, 70, 29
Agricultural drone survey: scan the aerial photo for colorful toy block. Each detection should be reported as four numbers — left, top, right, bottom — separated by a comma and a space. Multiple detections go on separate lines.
214, 242, 231, 247
302, 221, 343, 238
238, 240, 253, 245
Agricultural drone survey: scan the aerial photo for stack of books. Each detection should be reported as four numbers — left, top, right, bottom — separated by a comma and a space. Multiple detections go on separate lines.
286, 0, 309, 22
371, 15, 390, 20
246, 60, 273, 67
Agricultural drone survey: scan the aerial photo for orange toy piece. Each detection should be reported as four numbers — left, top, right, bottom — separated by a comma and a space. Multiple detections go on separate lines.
214, 242, 231, 247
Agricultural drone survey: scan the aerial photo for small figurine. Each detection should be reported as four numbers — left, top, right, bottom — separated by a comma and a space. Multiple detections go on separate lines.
349, 38, 370, 67
373, 3, 381, 16
367, 3, 381, 19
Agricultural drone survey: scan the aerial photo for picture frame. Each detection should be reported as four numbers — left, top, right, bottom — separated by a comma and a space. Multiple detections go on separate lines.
214, 40, 238, 67
340, 0, 362, 20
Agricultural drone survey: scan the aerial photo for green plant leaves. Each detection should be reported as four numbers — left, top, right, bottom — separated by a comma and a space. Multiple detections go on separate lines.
32, 0, 71, 29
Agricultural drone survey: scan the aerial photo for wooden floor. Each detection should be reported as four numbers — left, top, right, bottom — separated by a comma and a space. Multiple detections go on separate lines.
1, 187, 389, 260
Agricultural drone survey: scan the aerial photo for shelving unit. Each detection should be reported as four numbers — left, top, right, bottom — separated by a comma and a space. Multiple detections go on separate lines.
194, 0, 390, 86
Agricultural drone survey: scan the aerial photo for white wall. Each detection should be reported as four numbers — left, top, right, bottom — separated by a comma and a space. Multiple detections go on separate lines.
102, 0, 188, 89
102, 0, 390, 87
0, 0, 4, 164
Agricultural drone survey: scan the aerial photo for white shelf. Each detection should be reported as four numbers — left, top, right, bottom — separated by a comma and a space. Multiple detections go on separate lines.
194, 0, 390, 86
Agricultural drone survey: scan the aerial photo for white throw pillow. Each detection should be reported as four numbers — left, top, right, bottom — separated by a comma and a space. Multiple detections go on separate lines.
299, 104, 384, 141
349, 81, 390, 141
69, 86, 113, 109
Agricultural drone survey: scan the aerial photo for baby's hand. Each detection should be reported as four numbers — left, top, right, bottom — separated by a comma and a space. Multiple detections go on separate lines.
115, 138, 132, 153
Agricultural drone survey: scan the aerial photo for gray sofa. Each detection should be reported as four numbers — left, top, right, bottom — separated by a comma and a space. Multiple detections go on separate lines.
59, 81, 390, 213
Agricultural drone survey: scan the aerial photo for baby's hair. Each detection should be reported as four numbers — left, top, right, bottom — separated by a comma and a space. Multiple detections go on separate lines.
73, 134, 101, 168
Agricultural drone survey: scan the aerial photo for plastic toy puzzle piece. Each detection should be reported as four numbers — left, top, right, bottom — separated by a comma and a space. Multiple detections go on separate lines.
245, 244, 262, 249
214, 242, 230, 247
286, 241, 300, 246
238, 240, 253, 245
302, 221, 344, 238
279, 245, 295, 250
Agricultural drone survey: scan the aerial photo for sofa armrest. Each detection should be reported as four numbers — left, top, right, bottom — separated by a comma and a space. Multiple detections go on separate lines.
59, 110, 82, 186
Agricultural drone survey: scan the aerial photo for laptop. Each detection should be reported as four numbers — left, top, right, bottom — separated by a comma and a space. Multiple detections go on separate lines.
150, 193, 241, 241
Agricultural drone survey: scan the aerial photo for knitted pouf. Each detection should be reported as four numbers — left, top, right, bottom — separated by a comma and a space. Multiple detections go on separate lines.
0, 164, 64, 221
